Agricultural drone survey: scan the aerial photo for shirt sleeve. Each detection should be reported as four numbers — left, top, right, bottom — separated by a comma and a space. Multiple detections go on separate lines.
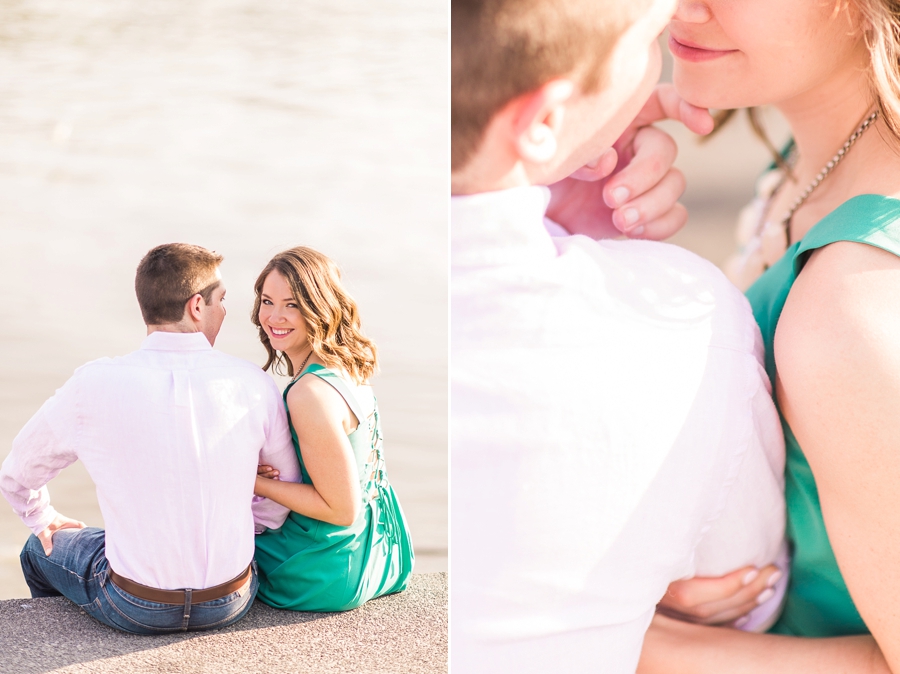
543, 216, 570, 237
252, 380, 302, 533
0, 378, 80, 535
690, 354, 788, 631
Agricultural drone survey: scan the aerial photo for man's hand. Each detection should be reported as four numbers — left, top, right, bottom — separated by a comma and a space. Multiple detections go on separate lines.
546, 84, 714, 241
37, 513, 86, 556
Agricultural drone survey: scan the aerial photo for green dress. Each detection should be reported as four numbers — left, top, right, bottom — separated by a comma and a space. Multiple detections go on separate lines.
746, 194, 900, 636
254, 363, 414, 611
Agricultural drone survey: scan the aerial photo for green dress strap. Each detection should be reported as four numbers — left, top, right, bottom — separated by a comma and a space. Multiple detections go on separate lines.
747, 193, 900, 636
291, 363, 367, 432
794, 194, 900, 266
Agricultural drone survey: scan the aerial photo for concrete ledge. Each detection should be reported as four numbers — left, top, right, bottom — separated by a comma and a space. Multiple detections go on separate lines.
0, 573, 447, 673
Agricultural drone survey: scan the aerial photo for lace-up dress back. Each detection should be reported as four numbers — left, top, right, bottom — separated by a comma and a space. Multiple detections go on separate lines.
255, 363, 414, 611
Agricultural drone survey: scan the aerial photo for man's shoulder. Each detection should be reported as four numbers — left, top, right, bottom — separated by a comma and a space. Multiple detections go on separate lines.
561, 236, 737, 296
67, 355, 121, 380
73, 349, 280, 390
557, 236, 759, 353
205, 350, 281, 390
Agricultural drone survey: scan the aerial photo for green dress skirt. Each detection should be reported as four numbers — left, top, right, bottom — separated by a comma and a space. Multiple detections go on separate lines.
254, 363, 414, 611
746, 194, 900, 636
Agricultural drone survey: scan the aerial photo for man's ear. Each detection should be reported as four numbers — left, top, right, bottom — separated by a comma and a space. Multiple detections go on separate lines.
510, 79, 575, 165
185, 294, 204, 324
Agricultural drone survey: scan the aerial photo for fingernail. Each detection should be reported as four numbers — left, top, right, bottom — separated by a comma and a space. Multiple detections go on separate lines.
628, 225, 645, 237
767, 570, 782, 588
622, 208, 639, 226
612, 186, 630, 206
756, 588, 775, 605
586, 157, 599, 169
742, 569, 759, 586
734, 616, 750, 629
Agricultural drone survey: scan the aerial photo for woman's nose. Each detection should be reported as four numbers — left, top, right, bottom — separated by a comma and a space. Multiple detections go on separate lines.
673, 0, 712, 23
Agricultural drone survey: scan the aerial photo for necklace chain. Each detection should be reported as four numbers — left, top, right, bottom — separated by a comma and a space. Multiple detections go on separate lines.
780, 109, 879, 227
290, 350, 312, 382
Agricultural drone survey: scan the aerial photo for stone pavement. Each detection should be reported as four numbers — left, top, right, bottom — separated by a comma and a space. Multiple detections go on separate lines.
0, 573, 447, 674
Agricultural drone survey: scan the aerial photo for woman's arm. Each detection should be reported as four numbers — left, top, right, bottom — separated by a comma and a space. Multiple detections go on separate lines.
638, 614, 886, 674
254, 376, 361, 527
639, 241, 900, 672
774, 242, 900, 670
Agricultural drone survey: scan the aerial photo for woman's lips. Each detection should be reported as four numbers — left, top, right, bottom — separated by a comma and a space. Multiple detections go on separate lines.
668, 34, 737, 62
268, 327, 294, 339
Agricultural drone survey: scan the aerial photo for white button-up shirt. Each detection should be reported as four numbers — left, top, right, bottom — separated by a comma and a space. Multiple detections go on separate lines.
0, 331, 300, 590
451, 186, 786, 673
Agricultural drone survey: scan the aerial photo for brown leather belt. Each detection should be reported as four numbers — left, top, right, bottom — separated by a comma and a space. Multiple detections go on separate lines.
107, 565, 253, 605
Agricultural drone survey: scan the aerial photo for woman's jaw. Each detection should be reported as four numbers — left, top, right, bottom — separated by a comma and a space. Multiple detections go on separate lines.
666, 0, 869, 114
264, 322, 311, 368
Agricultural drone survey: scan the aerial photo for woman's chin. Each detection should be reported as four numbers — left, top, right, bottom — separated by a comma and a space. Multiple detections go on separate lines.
672, 73, 745, 111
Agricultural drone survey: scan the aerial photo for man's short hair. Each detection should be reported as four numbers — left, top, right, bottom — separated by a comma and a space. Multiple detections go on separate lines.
135, 244, 224, 325
451, 0, 651, 171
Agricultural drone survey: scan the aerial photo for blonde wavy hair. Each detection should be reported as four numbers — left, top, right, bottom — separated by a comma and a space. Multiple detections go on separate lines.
251, 247, 378, 385
710, 0, 900, 161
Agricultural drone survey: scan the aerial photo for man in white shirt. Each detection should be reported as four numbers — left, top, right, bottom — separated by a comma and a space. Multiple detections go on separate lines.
0, 243, 300, 634
451, 0, 788, 671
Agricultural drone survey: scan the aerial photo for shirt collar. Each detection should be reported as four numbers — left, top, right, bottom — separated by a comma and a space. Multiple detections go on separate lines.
451, 185, 558, 268
141, 330, 213, 352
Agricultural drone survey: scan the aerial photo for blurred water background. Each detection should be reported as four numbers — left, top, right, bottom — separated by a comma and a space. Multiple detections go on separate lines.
0, 0, 447, 599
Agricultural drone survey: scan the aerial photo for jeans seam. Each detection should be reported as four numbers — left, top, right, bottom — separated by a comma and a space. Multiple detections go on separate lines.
100, 583, 179, 633
22, 548, 90, 583
22, 548, 92, 598
195, 589, 254, 629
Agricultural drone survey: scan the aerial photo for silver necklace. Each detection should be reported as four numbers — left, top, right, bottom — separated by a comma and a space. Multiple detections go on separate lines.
778, 109, 879, 236
290, 350, 312, 383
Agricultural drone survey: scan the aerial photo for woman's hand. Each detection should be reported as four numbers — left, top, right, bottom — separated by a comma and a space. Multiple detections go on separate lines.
658, 564, 782, 627
257, 464, 280, 480
546, 83, 714, 241
252, 376, 361, 527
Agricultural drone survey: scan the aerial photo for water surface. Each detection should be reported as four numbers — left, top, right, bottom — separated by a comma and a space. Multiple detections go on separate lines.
0, 0, 448, 599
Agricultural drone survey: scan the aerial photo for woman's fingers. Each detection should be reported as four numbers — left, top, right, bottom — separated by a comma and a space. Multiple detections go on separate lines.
612, 166, 687, 237
658, 564, 782, 625
568, 148, 619, 182
631, 83, 714, 137
621, 200, 687, 241
257, 464, 280, 478
661, 566, 755, 612
605, 125, 679, 212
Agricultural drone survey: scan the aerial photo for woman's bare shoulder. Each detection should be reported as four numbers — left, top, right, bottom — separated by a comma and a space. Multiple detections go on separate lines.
778, 240, 900, 351
775, 240, 900, 458
286, 373, 346, 418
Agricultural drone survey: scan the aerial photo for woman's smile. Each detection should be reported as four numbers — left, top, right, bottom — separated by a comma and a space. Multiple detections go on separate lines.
668, 33, 738, 62
268, 326, 294, 339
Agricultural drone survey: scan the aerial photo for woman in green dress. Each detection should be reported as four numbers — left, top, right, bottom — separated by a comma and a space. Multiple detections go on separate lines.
250, 246, 414, 612
638, 0, 900, 671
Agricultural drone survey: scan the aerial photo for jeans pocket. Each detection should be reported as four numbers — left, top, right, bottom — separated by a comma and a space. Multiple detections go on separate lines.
78, 596, 103, 614
101, 583, 184, 633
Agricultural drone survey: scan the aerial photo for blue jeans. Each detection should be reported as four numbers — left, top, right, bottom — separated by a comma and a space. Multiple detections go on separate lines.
20, 527, 257, 635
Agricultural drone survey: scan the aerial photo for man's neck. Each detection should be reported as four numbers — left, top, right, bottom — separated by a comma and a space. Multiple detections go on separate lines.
451, 141, 538, 195
146, 322, 200, 335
